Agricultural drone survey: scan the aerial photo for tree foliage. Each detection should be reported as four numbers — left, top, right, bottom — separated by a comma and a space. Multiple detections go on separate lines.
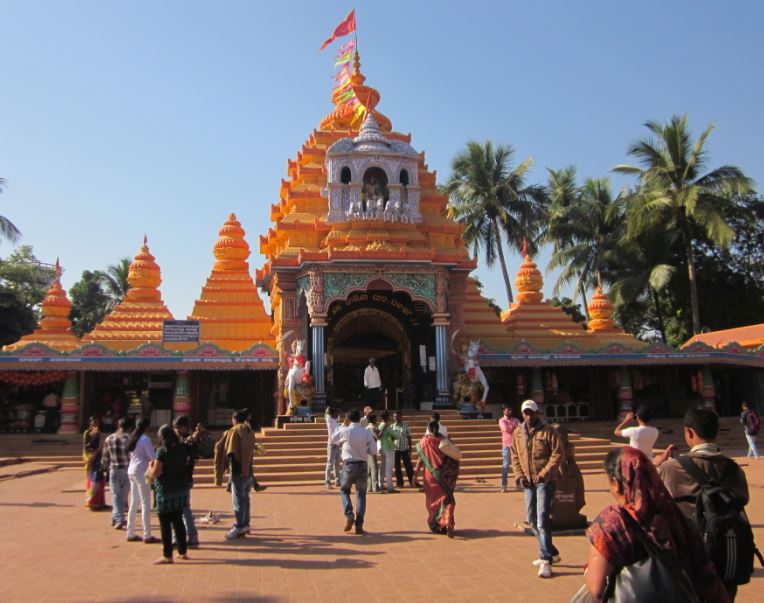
441, 141, 548, 305
0, 177, 22, 244
69, 270, 110, 337
614, 114, 754, 334
0, 246, 54, 346
550, 296, 587, 327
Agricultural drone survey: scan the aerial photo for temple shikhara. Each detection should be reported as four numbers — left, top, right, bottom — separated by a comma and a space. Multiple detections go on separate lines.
1, 50, 762, 433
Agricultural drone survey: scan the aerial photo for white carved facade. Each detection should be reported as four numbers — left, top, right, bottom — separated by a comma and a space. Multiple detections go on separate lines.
322, 113, 422, 224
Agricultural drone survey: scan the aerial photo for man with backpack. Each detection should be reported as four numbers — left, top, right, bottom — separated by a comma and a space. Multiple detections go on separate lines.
657, 407, 753, 600
740, 401, 760, 460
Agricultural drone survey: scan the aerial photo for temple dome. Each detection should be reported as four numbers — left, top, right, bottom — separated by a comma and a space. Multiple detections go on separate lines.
83, 237, 175, 350
188, 214, 274, 352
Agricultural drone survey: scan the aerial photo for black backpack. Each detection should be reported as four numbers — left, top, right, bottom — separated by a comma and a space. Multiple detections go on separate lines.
677, 455, 763, 585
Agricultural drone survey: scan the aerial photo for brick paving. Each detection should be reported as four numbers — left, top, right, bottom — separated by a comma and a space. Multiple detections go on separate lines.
1, 455, 764, 602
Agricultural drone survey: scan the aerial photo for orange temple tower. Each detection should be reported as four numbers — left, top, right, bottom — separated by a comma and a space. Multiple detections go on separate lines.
188, 214, 274, 352
83, 237, 174, 351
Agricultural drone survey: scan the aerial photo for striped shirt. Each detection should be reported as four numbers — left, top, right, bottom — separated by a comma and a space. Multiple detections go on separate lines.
391, 422, 411, 452
102, 431, 130, 472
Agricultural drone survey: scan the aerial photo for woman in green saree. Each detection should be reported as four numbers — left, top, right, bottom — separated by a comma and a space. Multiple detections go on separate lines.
414, 420, 459, 537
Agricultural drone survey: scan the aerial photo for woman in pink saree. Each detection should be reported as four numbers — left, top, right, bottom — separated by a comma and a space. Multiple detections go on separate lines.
414, 420, 459, 538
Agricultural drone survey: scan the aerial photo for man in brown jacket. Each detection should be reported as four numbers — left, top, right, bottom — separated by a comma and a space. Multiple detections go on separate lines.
657, 407, 749, 600
220, 409, 256, 540
510, 400, 564, 579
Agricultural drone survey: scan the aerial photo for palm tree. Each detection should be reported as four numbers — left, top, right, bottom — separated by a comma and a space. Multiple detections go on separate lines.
547, 178, 626, 314
614, 115, 754, 334
440, 141, 547, 305
98, 257, 131, 312
0, 178, 22, 244
608, 228, 677, 343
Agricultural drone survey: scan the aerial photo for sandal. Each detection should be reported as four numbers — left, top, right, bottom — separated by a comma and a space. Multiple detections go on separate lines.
176, 553, 189, 560
153, 557, 173, 565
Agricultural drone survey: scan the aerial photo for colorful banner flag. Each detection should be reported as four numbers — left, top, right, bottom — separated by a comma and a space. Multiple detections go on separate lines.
319, 9, 356, 51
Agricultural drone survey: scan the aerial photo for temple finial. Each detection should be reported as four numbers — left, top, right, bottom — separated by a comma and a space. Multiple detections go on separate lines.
55, 258, 61, 280
143, 234, 148, 247
522, 238, 529, 257
353, 49, 361, 75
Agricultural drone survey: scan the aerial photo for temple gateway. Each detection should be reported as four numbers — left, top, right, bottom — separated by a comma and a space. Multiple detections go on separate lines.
2, 54, 763, 433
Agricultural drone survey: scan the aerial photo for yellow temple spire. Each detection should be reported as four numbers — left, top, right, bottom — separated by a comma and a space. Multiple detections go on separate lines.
83, 237, 174, 350
3, 257, 81, 352
587, 286, 618, 332
188, 214, 274, 352
515, 244, 544, 304
321, 48, 391, 132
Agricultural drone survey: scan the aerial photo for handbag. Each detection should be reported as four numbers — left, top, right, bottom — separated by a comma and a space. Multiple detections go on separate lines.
438, 438, 463, 461
604, 514, 700, 603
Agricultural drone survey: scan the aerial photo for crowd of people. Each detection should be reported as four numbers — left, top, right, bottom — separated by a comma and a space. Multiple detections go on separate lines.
81, 400, 759, 601
327, 406, 460, 537
81, 409, 261, 564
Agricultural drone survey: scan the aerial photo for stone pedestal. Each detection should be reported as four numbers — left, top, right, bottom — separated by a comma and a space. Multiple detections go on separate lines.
58, 374, 80, 434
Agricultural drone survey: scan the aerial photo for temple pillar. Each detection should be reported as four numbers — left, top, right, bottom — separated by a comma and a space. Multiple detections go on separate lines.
530, 368, 545, 416
433, 314, 450, 407
311, 315, 327, 411
58, 373, 80, 434
701, 366, 716, 410
173, 371, 192, 419
617, 367, 633, 417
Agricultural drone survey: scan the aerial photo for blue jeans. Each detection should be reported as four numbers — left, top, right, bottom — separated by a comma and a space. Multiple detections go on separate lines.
340, 461, 368, 528
325, 443, 341, 485
231, 474, 253, 530
109, 468, 129, 525
501, 447, 511, 488
746, 434, 760, 459
179, 492, 198, 544
524, 481, 556, 561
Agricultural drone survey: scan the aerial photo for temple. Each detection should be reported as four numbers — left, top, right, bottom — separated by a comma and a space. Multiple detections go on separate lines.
1, 52, 762, 433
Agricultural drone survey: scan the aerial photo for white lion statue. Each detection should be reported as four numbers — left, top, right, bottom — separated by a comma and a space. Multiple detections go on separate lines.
284, 339, 313, 414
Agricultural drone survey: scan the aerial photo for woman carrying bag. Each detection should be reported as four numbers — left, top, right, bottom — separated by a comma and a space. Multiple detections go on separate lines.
413, 420, 461, 538
577, 446, 728, 602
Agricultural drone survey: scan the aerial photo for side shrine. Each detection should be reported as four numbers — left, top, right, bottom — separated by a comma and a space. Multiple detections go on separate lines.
1, 52, 762, 433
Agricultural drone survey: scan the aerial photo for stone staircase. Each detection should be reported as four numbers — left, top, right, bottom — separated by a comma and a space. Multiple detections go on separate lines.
7, 412, 747, 487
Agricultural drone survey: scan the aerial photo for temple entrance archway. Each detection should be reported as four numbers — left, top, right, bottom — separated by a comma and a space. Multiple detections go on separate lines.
325, 290, 433, 409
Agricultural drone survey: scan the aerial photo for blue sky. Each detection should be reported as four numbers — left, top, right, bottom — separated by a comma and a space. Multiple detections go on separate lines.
1, 1, 762, 318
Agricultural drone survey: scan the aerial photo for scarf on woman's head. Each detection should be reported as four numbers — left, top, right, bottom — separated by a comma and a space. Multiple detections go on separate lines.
618, 446, 688, 552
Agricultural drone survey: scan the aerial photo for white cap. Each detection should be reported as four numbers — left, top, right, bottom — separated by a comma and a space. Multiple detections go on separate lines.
521, 400, 539, 413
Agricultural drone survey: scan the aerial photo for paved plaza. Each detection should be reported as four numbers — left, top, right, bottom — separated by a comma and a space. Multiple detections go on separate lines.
1, 454, 764, 603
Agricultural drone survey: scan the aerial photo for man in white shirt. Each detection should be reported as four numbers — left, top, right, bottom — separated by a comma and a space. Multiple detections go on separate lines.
331, 408, 377, 535
364, 358, 382, 407
614, 404, 659, 458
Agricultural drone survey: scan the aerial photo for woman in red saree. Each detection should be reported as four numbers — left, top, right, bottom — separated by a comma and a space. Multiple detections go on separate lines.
583, 446, 729, 602
414, 420, 459, 538
83, 416, 106, 510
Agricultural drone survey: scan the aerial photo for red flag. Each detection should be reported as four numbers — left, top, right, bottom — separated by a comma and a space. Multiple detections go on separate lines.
319, 10, 356, 51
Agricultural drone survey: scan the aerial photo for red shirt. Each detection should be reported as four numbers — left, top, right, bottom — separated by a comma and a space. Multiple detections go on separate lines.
499, 416, 520, 448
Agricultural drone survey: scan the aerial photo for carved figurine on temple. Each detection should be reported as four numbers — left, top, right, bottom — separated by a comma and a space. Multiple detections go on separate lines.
284, 339, 314, 415
455, 340, 489, 412
347, 197, 362, 220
